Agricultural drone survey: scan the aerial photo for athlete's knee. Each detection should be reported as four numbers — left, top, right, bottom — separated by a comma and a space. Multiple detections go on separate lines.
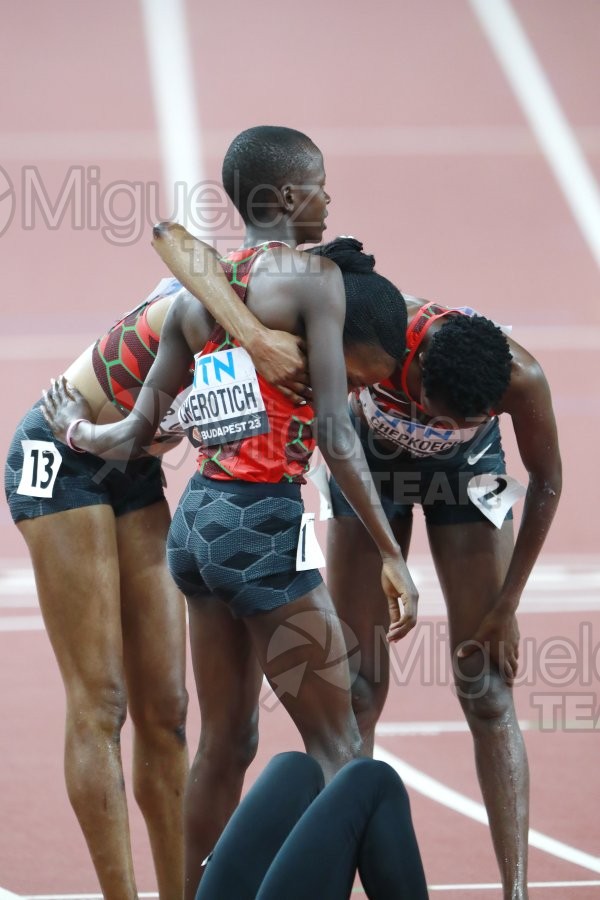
307, 720, 363, 766
130, 685, 189, 746
67, 679, 128, 740
266, 752, 325, 792
338, 758, 409, 804
351, 669, 388, 730
454, 653, 513, 723
198, 709, 259, 773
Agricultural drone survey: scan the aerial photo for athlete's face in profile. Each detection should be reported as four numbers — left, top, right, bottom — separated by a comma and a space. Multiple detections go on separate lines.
289, 150, 330, 243
344, 343, 396, 389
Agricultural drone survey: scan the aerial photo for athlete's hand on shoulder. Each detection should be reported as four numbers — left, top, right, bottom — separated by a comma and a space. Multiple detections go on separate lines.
380, 552, 419, 642
41, 376, 92, 444
248, 328, 312, 406
458, 607, 520, 683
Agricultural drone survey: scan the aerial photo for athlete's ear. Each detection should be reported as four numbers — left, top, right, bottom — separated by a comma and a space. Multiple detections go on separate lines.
417, 351, 426, 369
281, 183, 295, 211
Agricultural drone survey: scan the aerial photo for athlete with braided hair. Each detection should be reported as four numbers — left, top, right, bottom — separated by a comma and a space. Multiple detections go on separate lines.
138, 230, 560, 900
41, 124, 422, 900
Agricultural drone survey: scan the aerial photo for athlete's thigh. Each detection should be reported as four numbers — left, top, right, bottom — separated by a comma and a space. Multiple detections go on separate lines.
116, 499, 187, 706
187, 592, 262, 735
244, 583, 357, 736
426, 518, 514, 649
18, 506, 124, 689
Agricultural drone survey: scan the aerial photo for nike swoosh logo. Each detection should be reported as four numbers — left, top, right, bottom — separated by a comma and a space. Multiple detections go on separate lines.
467, 443, 493, 466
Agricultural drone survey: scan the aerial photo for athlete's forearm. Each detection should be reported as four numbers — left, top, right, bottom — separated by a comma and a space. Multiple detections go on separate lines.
152, 223, 267, 350
65, 412, 154, 460
317, 415, 402, 561
43, 377, 169, 461
497, 475, 562, 613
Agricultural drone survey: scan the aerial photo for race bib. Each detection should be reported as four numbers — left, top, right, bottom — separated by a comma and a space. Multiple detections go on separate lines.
358, 388, 481, 457
296, 512, 326, 571
178, 347, 270, 447
17, 440, 62, 498
467, 474, 526, 528
306, 453, 334, 521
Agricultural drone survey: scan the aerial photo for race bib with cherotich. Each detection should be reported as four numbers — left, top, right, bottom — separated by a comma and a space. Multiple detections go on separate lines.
178, 346, 270, 447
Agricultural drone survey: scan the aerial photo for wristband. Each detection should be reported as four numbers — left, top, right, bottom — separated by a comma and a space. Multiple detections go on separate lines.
65, 418, 89, 453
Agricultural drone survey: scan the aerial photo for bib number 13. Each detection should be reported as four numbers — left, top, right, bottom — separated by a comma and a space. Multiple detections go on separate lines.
17, 440, 63, 498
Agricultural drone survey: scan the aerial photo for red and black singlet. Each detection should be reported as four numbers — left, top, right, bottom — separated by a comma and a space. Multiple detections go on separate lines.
92, 278, 189, 415
194, 243, 316, 484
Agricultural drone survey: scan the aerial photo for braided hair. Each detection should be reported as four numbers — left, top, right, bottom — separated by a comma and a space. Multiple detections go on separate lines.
307, 237, 407, 362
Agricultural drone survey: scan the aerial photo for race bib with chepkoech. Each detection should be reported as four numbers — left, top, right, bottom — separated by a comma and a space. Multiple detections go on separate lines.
178, 347, 270, 447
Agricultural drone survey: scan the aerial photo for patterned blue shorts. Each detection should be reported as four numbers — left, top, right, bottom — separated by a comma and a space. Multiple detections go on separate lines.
167, 473, 323, 617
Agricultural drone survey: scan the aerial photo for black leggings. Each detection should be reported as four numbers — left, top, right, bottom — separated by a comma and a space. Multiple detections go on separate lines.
196, 752, 429, 900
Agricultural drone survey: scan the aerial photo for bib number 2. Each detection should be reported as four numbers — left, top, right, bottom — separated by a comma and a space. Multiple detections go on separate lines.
467, 473, 526, 528
17, 440, 63, 498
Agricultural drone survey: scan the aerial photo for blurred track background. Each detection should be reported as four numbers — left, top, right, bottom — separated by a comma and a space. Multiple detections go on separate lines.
1, 1, 599, 896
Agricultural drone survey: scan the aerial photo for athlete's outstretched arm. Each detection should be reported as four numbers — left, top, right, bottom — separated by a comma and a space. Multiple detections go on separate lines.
460, 342, 562, 678
295, 256, 418, 640
152, 222, 310, 403
42, 295, 213, 459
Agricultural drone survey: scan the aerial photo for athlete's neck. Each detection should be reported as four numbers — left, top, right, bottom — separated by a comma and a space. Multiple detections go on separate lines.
242, 223, 298, 249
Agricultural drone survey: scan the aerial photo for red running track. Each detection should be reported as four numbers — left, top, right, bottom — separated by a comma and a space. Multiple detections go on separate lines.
1, 1, 599, 896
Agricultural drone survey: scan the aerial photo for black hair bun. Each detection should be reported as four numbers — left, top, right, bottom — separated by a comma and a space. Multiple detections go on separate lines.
307, 236, 375, 273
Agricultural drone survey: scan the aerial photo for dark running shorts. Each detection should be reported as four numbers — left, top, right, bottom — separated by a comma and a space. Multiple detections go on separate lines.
329, 412, 512, 527
167, 472, 323, 618
5, 404, 166, 523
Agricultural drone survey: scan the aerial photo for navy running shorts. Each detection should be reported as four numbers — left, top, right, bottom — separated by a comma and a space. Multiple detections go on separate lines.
5, 404, 166, 523
329, 411, 512, 527
167, 472, 323, 617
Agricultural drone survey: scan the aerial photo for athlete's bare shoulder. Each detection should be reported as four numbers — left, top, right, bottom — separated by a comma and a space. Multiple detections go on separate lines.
163, 288, 216, 351
248, 245, 345, 327
497, 335, 550, 414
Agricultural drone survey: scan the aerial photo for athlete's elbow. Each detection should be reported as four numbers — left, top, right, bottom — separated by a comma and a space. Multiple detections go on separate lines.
529, 468, 562, 503
315, 414, 356, 461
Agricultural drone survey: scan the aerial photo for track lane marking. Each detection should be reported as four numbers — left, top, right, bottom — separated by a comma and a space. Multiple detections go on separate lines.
374, 744, 600, 874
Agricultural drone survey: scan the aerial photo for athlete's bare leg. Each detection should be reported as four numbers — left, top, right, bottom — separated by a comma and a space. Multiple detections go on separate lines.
184, 594, 263, 900
117, 500, 188, 900
19, 506, 137, 900
244, 582, 363, 782
186, 582, 363, 899
326, 515, 412, 755
427, 518, 529, 900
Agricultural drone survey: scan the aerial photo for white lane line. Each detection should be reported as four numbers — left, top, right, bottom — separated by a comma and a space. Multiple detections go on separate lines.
2, 558, 599, 629
374, 744, 600, 874
0, 616, 45, 632
22, 895, 159, 900
429, 882, 600, 893
0, 888, 21, 899
469, 0, 600, 271
139, 0, 206, 235
376, 720, 533, 737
